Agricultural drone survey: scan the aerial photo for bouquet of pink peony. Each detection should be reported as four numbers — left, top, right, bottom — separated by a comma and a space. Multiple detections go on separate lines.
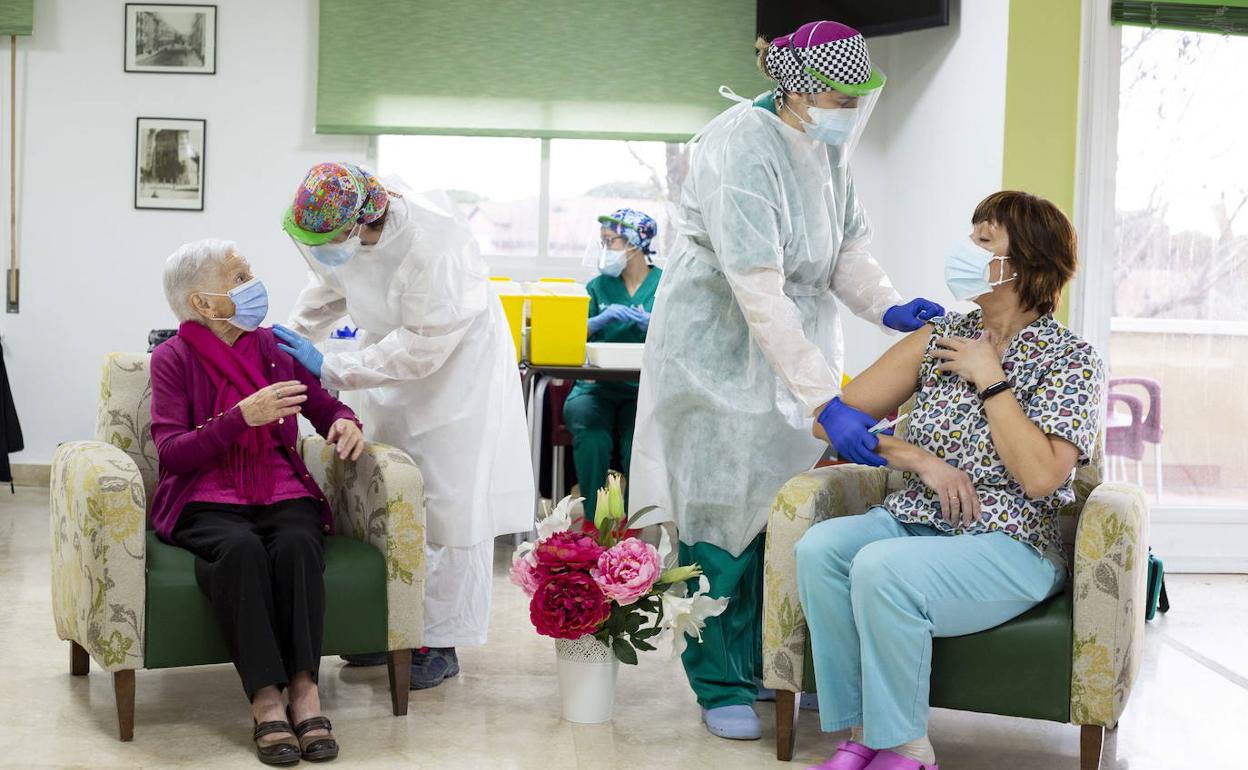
511, 473, 729, 664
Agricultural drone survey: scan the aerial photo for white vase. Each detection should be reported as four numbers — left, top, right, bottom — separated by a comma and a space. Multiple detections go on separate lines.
554, 634, 620, 724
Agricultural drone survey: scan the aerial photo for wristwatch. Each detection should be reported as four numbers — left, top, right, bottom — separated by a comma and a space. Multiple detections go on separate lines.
979, 380, 1012, 401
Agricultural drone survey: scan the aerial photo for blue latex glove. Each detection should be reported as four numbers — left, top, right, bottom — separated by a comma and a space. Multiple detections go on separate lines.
883, 298, 946, 332
588, 304, 634, 334
624, 306, 651, 332
817, 397, 887, 467
273, 324, 324, 379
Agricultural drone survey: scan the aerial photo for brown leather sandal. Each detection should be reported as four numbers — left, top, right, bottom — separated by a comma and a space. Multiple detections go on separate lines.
252, 719, 301, 766
288, 708, 339, 763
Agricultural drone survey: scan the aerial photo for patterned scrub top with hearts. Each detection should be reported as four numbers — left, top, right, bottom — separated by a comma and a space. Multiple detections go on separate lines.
884, 310, 1106, 558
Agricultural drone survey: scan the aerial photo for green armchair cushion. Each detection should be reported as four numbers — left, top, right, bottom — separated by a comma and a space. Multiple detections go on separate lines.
802, 588, 1073, 724
144, 532, 388, 669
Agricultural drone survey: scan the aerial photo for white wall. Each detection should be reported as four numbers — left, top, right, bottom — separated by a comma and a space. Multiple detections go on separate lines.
1, 0, 368, 464
843, 0, 1010, 375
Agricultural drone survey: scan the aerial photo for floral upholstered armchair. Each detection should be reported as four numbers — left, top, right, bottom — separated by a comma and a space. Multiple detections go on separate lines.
50, 353, 427, 740
761, 437, 1149, 770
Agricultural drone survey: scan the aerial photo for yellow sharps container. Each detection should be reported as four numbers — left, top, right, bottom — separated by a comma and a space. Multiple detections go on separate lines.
526, 278, 590, 366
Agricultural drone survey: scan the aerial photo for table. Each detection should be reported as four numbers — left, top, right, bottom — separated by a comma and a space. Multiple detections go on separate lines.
518, 363, 641, 538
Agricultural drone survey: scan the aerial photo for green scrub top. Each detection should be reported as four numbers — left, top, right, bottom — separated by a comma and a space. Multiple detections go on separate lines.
574, 266, 662, 396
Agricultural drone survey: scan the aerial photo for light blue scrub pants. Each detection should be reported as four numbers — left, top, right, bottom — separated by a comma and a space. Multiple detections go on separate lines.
795, 507, 1064, 749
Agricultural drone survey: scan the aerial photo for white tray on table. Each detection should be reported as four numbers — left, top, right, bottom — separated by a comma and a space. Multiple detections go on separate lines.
585, 342, 644, 369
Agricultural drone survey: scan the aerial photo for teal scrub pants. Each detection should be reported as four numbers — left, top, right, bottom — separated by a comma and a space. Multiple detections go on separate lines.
678, 534, 765, 710
562, 386, 637, 521
795, 507, 1064, 748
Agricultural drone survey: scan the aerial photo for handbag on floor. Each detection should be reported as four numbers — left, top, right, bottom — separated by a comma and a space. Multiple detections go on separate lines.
1145, 548, 1170, 622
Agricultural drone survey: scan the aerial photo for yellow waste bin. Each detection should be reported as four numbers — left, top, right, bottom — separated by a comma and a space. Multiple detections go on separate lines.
526, 279, 590, 366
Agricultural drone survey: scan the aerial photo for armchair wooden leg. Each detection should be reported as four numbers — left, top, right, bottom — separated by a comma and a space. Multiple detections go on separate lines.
70, 641, 89, 676
776, 689, 800, 761
113, 670, 135, 742
388, 649, 412, 716
1080, 724, 1104, 770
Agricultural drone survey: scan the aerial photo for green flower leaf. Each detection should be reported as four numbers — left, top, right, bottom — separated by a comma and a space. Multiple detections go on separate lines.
612, 637, 638, 665
631, 636, 657, 653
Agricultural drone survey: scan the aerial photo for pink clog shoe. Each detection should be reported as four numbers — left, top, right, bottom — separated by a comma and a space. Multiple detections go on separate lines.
806, 740, 878, 770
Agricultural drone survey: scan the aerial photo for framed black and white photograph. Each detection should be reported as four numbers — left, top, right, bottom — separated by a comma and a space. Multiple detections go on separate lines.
124, 4, 217, 75
135, 117, 206, 211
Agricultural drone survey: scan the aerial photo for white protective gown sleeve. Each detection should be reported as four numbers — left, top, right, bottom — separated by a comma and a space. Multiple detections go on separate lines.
703, 139, 899, 417
318, 228, 488, 392
830, 175, 904, 330
706, 170, 842, 417
287, 276, 349, 343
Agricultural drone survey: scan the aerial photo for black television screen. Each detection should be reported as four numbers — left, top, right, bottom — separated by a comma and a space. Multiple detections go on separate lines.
757, 0, 950, 39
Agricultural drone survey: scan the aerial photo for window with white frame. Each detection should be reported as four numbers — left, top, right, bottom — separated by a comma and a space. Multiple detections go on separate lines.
1095, 26, 1248, 530
377, 135, 686, 279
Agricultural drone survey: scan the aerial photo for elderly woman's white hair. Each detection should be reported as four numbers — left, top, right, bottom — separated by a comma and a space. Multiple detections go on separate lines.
163, 238, 239, 322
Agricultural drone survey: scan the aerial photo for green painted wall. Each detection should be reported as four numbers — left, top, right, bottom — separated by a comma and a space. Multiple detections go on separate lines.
1002, 0, 1084, 322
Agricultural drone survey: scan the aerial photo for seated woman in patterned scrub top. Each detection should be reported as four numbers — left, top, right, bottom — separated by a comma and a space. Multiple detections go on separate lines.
796, 191, 1105, 770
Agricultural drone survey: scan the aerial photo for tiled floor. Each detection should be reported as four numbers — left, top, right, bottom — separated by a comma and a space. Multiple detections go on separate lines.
3, 486, 1244, 768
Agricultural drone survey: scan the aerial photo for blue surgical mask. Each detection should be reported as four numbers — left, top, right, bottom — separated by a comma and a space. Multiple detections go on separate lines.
944, 240, 1015, 301
203, 278, 269, 331
788, 103, 859, 146
599, 247, 629, 278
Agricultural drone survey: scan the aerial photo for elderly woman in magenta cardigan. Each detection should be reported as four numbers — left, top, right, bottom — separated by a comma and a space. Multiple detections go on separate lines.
151, 238, 364, 766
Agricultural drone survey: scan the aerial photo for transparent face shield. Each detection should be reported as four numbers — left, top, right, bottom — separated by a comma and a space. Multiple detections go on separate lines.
581, 230, 655, 276
781, 42, 885, 168
783, 88, 880, 168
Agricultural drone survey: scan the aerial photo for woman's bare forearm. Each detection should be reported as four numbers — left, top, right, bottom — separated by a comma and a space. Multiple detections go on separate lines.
876, 434, 935, 474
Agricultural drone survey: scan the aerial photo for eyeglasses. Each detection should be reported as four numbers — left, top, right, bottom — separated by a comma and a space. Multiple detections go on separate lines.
599, 235, 628, 248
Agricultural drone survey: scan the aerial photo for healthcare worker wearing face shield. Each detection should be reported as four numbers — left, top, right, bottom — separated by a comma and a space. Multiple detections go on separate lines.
565, 208, 663, 522
274, 162, 534, 691
627, 21, 945, 741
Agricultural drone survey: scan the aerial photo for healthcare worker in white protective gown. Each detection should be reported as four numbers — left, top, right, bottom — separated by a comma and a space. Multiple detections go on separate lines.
273, 162, 534, 690
628, 21, 945, 740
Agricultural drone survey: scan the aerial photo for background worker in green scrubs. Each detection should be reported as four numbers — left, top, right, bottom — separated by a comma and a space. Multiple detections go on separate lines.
564, 208, 662, 521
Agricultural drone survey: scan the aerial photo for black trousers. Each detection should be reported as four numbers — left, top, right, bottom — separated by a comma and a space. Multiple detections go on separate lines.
173, 497, 326, 701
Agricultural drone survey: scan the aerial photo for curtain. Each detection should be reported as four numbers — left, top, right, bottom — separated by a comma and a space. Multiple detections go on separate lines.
0, 0, 32, 36
315, 0, 772, 141
1111, 1, 1248, 35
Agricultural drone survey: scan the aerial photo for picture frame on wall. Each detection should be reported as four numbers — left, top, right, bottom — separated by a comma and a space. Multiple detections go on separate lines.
135, 117, 206, 211
124, 4, 217, 75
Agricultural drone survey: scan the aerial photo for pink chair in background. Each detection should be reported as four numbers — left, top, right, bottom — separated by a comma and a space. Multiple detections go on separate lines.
1106, 377, 1164, 499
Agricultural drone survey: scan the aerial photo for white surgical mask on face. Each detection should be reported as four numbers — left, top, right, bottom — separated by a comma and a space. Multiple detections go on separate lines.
786, 101, 858, 146
599, 247, 628, 277
944, 240, 1015, 301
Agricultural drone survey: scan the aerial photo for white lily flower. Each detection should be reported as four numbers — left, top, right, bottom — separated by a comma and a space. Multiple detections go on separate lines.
512, 539, 536, 566
659, 575, 729, 658
537, 495, 580, 540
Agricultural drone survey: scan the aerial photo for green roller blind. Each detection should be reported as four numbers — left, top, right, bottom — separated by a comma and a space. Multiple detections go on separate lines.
316, 0, 771, 141
1111, 1, 1248, 34
0, 0, 33, 36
